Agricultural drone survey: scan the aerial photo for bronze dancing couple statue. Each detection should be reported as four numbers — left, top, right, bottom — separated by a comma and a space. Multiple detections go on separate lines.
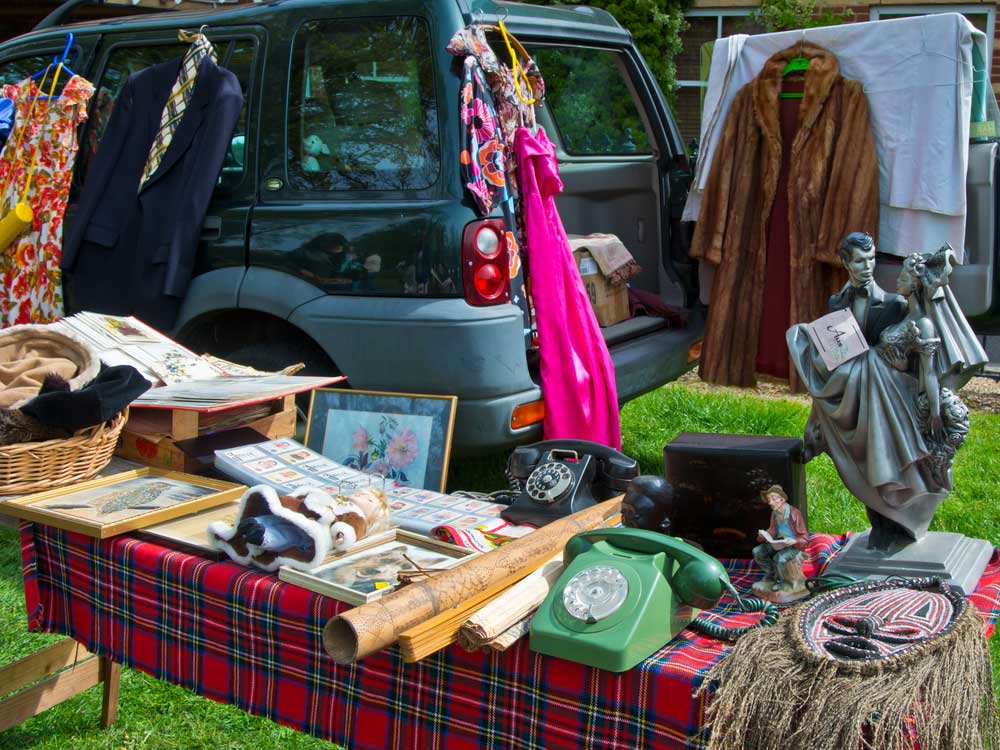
788, 232, 987, 556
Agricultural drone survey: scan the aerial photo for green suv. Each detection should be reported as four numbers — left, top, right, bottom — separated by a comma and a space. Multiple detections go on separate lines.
3, 0, 704, 453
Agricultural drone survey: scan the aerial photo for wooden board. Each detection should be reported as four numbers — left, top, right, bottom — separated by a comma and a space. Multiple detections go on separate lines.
0, 639, 121, 732
0, 468, 245, 539
117, 404, 297, 473
137, 501, 243, 558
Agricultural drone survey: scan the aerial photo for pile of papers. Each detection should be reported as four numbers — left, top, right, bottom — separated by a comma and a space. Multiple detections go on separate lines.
132, 374, 338, 411
214, 438, 511, 535
54, 312, 340, 411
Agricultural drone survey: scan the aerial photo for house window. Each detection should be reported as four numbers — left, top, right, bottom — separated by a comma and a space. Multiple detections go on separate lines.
675, 10, 764, 145
870, 5, 995, 62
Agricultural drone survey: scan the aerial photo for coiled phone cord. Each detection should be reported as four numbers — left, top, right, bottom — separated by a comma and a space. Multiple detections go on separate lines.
689, 578, 780, 642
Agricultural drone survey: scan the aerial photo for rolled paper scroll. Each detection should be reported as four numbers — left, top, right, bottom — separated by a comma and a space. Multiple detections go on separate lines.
323, 497, 622, 664
457, 552, 564, 651
486, 617, 532, 652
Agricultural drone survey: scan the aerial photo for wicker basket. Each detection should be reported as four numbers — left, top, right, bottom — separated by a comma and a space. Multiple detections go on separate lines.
0, 409, 128, 495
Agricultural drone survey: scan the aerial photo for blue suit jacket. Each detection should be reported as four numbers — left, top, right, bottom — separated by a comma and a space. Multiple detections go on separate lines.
62, 55, 242, 330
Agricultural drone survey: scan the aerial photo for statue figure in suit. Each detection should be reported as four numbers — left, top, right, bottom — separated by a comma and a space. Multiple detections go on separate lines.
829, 232, 908, 347
789, 234, 986, 550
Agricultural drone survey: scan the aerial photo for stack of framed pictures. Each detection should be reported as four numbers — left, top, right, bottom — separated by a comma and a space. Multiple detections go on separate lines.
0, 468, 245, 539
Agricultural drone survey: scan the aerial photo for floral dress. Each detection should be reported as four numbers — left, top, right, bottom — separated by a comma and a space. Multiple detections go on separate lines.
0, 74, 94, 327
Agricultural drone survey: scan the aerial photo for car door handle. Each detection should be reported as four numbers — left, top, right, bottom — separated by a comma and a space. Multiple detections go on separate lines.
201, 216, 222, 241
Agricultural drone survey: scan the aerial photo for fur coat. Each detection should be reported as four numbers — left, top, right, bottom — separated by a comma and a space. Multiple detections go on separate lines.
691, 43, 879, 388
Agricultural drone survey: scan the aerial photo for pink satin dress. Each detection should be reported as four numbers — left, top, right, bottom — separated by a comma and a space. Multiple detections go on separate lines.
514, 127, 621, 449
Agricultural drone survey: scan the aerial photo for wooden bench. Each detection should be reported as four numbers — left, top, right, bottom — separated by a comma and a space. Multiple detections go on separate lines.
0, 638, 120, 732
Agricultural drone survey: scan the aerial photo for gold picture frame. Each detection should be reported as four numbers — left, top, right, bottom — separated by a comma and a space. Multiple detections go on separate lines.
278, 530, 475, 606
1, 468, 246, 539
304, 388, 458, 493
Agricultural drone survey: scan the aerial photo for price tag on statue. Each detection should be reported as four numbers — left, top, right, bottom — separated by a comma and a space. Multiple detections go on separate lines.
806, 308, 868, 370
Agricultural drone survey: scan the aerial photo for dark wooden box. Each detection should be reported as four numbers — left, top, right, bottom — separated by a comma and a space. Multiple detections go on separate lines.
663, 433, 807, 559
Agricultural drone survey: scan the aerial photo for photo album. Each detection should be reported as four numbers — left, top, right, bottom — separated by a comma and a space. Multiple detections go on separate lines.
214, 438, 510, 534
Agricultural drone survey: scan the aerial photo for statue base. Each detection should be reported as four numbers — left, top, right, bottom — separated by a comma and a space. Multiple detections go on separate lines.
825, 529, 994, 595
750, 580, 809, 604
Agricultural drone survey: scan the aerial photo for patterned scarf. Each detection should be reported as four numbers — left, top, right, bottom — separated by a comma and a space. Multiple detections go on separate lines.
139, 34, 216, 189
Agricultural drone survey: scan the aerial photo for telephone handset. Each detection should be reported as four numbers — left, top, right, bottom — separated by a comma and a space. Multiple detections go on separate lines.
501, 439, 639, 527
530, 528, 732, 672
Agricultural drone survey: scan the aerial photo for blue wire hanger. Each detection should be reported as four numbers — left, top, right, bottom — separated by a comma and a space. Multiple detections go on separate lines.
31, 32, 77, 84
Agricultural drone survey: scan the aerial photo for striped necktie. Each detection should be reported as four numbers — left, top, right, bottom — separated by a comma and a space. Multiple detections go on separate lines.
139, 34, 216, 189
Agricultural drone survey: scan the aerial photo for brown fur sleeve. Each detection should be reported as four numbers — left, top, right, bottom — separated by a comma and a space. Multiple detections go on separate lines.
816, 80, 880, 265
690, 85, 754, 267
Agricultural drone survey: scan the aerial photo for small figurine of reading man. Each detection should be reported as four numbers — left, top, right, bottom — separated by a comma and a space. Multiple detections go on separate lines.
751, 485, 809, 603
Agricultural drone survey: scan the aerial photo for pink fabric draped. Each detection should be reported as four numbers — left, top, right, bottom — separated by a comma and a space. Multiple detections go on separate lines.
514, 127, 621, 449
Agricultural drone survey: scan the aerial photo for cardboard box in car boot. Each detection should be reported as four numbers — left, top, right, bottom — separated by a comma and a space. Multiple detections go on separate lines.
572, 249, 629, 327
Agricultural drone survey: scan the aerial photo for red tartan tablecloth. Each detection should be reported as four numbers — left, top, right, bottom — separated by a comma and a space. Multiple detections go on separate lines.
19, 523, 1000, 750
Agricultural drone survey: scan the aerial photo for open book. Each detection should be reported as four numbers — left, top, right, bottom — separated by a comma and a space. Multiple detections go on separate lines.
758, 529, 798, 549
54, 312, 229, 386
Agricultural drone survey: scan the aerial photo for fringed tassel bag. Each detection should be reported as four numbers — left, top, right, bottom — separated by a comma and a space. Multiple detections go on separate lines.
696, 576, 1000, 750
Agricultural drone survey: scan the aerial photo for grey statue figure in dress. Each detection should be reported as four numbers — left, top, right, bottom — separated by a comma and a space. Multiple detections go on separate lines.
788, 234, 987, 550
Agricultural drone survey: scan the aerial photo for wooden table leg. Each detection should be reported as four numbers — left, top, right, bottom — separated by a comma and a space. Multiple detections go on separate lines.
99, 657, 121, 729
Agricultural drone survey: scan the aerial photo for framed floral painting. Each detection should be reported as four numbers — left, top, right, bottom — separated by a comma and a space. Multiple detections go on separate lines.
304, 389, 457, 492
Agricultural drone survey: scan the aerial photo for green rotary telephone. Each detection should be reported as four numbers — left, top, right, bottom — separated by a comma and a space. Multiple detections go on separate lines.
530, 528, 734, 672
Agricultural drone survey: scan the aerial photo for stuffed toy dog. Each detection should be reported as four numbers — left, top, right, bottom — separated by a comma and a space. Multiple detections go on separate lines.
209, 484, 390, 571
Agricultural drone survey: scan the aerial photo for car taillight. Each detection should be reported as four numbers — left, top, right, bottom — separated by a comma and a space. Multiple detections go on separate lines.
462, 219, 509, 305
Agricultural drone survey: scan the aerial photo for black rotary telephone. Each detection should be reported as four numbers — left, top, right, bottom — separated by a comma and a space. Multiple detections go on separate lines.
500, 439, 639, 527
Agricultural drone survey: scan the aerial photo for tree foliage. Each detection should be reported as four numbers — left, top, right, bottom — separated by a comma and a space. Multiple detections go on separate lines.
534, 0, 692, 99
751, 0, 853, 32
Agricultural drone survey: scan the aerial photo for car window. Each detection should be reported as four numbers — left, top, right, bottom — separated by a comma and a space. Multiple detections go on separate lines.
0, 55, 59, 86
76, 39, 255, 192
217, 38, 256, 189
0, 53, 79, 98
287, 17, 440, 192
75, 43, 187, 188
529, 46, 652, 156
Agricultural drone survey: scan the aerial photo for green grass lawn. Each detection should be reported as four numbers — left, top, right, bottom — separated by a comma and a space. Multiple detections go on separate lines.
1, 382, 998, 748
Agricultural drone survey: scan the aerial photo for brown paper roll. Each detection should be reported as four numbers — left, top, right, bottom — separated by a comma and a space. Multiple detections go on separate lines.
323, 497, 622, 663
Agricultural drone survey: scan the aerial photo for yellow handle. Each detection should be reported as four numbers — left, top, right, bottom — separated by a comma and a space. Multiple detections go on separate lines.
21, 61, 65, 202
0, 202, 34, 252
497, 20, 536, 106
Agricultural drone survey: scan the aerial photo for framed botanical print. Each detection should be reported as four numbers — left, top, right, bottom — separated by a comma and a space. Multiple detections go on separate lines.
304, 388, 457, 493
1, 468, 245, 539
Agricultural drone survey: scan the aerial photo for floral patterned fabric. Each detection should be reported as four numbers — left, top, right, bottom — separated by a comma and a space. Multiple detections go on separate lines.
459, 57, 507, 216
0, 75, 93, 327
449, 25, 543, 344
448, 24, 545, 195
456, 56, 531, 341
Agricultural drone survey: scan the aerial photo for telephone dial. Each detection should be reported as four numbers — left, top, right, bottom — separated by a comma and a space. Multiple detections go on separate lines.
530, 528, 730, 672
500, 439, 639, 527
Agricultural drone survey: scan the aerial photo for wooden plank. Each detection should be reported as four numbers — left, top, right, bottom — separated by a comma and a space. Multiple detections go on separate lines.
0, 639, 93, 697
0, 656, 101, 733
99, 657, 121, 729
171, 409, 201, 441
